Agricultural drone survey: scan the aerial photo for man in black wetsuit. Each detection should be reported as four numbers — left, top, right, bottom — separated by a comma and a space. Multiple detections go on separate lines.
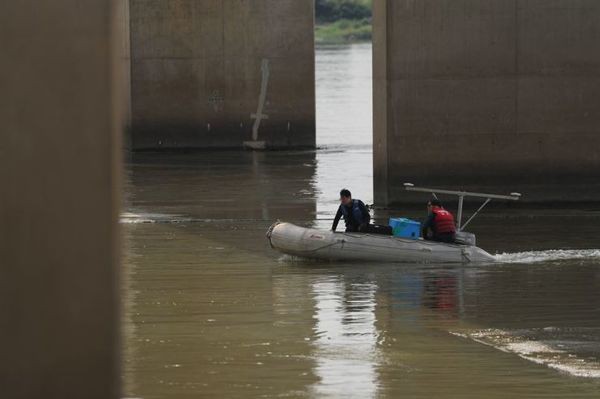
331, 189, 371, 232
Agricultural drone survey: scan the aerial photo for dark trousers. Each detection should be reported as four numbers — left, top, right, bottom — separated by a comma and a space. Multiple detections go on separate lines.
346, 224, 393, 236
430, 233, 456, 243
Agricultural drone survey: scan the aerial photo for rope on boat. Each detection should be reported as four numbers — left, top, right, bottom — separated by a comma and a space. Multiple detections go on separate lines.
461, 248, 471, 262
265, 221, 280, 248
305, 239, 346, 253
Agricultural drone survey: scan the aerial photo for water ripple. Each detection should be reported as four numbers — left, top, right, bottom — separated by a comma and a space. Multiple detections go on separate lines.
494, 249, 600, 264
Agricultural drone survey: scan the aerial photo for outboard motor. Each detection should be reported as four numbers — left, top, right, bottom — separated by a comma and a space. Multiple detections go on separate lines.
455, 231, 476, 246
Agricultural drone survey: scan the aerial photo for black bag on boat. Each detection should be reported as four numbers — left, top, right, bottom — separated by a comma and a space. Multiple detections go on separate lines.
366, 224, 393, 236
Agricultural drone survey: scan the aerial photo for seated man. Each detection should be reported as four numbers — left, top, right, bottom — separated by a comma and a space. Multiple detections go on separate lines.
331, 189, 370, 233
422, 199, 456, 243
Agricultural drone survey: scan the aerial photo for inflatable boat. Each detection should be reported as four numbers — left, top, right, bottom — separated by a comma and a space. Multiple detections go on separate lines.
266, 184, 522, 264
267, 222, 496, 263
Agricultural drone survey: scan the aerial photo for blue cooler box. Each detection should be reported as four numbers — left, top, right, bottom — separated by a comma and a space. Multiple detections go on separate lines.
389, 218, 421, 239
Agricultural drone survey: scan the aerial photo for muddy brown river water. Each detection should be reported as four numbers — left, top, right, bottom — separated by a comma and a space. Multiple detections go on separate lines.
121, 44, 600, 398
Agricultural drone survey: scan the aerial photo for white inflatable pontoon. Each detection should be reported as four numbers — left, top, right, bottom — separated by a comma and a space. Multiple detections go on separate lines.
267, 222, 495, 263
266, 184, 522, 264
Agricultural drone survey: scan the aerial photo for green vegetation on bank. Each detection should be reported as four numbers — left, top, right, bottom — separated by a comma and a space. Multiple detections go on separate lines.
315, 0, 372, 44
315, 18, 371, 44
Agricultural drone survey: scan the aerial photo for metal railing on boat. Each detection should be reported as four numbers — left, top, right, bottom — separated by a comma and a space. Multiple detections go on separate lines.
403, 183, 521, 231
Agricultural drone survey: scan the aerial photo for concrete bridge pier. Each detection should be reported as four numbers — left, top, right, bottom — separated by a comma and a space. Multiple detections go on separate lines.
129, 0, 316, 150
1, 1, 125, 398
373, 0, 600, 205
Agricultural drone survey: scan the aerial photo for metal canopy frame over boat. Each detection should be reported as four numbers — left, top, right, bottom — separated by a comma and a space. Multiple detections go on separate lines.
403, 183, 521, 231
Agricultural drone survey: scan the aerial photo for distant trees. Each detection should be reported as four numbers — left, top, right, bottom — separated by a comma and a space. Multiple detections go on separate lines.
315, 0, 372, 23
314, 0, 372, 43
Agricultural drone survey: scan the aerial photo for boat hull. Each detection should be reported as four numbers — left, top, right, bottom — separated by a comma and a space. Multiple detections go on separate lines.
267, 222, 496, 263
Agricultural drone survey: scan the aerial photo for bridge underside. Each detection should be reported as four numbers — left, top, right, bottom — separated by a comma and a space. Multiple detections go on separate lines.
373, 0, 600, 205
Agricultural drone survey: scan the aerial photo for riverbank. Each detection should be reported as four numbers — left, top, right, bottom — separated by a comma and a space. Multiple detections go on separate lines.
315, 18, 371, 44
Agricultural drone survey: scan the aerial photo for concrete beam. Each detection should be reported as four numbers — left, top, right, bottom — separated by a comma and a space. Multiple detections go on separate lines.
130, 0, 316, 150
373, 0, 600, 205
0, 1, 124, 398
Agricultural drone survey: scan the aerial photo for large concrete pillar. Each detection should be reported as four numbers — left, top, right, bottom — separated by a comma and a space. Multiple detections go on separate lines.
373, 0, 600, 205
130, 0, 316, 150
0, 1, 124, 398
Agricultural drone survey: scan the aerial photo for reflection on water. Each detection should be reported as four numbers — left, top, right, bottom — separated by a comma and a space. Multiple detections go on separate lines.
122, 44, 600, 398
123, 150, 317, 224
311, 278, 379, 398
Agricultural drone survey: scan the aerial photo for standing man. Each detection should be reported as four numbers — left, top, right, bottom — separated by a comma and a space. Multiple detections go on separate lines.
331, 189, 371, 232
422, 199, 456, 243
